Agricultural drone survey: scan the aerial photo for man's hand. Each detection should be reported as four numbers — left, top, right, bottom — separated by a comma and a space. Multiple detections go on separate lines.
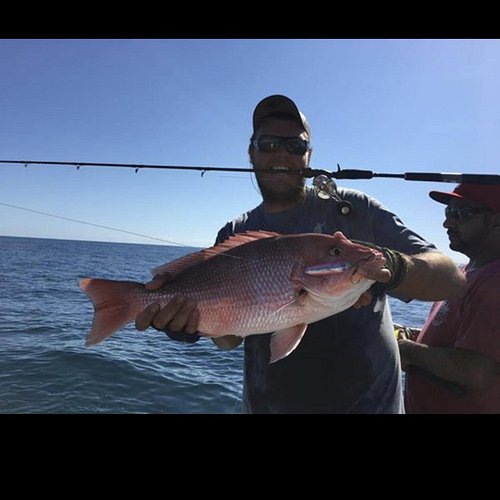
355, 264, 392, 284
351, 262, 392, 309
351, 239, 410, 291
397, 338, 416, 371
135, 273, 201, 342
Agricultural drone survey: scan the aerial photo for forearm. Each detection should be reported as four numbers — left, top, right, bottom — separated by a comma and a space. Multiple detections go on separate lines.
391, 252, 466, 301
399, 339, 500, 390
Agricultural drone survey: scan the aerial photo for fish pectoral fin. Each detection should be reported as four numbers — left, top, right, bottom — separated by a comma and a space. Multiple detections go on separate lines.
269, 323, 308, 364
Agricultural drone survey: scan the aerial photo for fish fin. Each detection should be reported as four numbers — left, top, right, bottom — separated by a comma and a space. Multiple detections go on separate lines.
269, 323, 308, 364
79, 278, 142, 346
151, 251, 215, 278
150, 230, 281, 278
227, 230, 281, 242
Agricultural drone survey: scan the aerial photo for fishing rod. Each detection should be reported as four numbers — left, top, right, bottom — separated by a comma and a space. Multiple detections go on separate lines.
2, 159, 499, 217
1, 159, 500, 185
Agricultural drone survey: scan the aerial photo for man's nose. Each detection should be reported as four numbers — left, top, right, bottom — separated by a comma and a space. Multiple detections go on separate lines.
273, 147, 292, 159
443, 212, 456, 229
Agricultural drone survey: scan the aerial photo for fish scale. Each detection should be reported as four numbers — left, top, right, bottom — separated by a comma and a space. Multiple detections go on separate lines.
80, 231, 385, 363
145, 238, 301, 335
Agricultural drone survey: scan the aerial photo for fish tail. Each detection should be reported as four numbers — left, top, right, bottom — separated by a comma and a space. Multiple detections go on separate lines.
79, 278, 142, 346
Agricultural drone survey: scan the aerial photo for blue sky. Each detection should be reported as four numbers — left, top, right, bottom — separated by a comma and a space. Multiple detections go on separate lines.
2, 39, 500, 262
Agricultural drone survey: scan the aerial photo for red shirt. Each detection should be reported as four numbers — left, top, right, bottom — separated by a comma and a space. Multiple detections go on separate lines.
405, 260, 500, 413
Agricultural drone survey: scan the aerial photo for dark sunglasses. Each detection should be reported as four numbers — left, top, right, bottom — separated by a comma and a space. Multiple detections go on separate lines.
445, 205, 491, 221
252, 135, 311, 156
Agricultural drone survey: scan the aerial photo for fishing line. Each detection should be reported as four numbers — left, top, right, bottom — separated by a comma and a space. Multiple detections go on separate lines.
0, 200, 187, 246
0, 200, 256, 262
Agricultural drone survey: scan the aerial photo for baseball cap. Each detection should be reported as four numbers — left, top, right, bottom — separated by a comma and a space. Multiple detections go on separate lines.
252, 95, 311, 138
429, 183, 500, 213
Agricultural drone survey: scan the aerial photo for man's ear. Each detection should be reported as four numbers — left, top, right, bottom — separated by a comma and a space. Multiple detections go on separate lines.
306, 147, 312, 166
248, 141, 255, 166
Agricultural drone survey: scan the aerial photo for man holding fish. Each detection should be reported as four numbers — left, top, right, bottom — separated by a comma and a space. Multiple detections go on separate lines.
134, 95, 465, 413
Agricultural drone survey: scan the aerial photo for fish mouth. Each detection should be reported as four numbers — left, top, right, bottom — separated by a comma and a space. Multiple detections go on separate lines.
305, 261, 352, 275
305, 255, 380, 276
305, 253, 384, 279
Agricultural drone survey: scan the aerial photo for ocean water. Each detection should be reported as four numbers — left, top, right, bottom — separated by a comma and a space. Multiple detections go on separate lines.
0, 235, 431, 414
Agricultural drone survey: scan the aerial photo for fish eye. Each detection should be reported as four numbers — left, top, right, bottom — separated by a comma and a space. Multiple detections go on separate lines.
329, 247, 342, 256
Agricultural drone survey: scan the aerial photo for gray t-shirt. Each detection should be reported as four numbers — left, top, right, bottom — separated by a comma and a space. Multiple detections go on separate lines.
216, 186, 436, 414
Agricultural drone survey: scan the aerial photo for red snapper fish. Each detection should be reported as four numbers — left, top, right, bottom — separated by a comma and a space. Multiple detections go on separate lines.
80, 231, 386, 363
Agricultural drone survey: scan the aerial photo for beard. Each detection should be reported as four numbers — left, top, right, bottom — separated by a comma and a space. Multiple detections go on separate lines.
254, 171, 306, 205
449, 239, 465, 253
447, 231, 470, 254
447, 224, 489, 257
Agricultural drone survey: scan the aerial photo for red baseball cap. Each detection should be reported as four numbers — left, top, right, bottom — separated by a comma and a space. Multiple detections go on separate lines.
429, 183, 500, 213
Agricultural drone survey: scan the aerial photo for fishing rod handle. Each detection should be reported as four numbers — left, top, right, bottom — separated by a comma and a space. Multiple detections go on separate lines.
305, 168, 374, 179
404, 172, 500, 184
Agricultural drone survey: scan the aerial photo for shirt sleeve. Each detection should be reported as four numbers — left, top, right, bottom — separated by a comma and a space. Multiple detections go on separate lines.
215, 221, 235, 245
369, 198, 437, 255
343, 189, 438, 256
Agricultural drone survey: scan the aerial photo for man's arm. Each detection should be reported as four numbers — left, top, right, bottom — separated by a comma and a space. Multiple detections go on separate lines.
390, 252, 466, 301
399, 339, 500, 390
355, 250, 466, 302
